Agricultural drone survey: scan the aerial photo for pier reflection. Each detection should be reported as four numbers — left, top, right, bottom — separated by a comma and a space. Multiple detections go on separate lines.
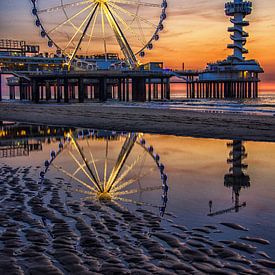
0, 121, 72, 158
208, 140, 250, 216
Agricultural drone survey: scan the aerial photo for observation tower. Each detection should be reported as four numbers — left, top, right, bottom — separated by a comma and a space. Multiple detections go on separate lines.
187, 0, 264, 99
226, 0, 252, 61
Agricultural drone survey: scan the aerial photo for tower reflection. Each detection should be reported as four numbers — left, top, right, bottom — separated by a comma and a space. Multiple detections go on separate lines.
208, 140, 250, 217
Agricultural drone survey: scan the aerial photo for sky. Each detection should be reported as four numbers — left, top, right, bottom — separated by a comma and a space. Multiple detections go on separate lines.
0, 0, 274, 89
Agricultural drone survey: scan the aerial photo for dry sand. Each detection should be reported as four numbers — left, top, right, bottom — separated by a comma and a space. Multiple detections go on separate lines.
1, 102, 275, 142
0, 164, 274, 274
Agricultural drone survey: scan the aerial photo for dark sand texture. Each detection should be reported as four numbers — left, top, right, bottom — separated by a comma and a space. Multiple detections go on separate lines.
1, 102, 275, 141
0, 164, 274, 274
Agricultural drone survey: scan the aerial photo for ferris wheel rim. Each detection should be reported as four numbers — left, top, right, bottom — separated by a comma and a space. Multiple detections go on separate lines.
31, 0, 168, 64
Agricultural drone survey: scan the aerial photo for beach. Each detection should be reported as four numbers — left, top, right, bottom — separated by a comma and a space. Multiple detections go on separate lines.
1, 162, 275, 274
1, 102, 275, 142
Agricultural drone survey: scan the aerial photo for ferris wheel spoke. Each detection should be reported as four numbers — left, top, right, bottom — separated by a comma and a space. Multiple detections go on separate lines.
114, 196, 160, 209
64, 5, 97, 51
68, 133, 102, 191
110, 0, 161, 8
68, 3, 100, 66
48, 3, 95, 35
136, 16, 147, 46
102, 4, 137, 67
108, 2, 158, 29
113, 185, 162, 196
110, 155, 142, 191
107, 4, 147, 47
75, 188, 95, 196
52, 163, 97, 193
111, 167, 156, 193
104, 139, 109, 188
37, 0, 91, 14
68, 150, 101, 191
101, 5, 108, 61
106, 133, 138, 191
86, 139, 101, 185
86, 7, 100, 54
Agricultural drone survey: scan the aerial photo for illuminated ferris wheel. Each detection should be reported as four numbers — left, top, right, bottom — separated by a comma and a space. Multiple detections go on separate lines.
30, 0, 168, 68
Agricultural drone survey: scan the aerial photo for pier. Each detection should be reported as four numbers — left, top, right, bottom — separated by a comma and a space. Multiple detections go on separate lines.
2, 70, 171, 103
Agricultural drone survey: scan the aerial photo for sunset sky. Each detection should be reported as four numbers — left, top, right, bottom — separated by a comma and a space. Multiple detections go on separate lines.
0, 0, 274, 88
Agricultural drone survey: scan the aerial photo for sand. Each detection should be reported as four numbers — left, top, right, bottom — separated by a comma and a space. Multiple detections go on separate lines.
1, 102, 275, 142
0, 164, 274, 274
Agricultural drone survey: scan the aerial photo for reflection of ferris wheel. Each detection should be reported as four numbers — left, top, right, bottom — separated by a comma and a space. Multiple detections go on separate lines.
40, 131, 168, 216
31, 0, 168, 68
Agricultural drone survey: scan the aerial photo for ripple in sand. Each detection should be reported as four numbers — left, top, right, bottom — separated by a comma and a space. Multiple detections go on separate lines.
221, 222, 248, 231
240, 236, 270, 245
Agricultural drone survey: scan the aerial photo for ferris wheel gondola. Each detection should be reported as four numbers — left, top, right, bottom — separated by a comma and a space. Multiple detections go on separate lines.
30, 0, 168, 69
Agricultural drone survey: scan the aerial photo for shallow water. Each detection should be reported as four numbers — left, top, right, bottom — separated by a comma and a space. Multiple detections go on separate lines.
1, 122, 275, 274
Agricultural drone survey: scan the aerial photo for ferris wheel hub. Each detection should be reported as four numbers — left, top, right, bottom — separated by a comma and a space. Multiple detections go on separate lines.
97, 191, 112, 201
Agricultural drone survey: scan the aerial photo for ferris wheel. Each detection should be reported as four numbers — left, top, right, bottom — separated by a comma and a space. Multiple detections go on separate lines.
39, 130, 169, 216
30, 0, 168, 68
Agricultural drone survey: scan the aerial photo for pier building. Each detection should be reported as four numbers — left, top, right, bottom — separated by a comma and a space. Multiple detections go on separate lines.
185, 0, 263, 99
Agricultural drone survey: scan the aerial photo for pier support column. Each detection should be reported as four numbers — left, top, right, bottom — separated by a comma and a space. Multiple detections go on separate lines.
57, 79, 61, 103
107, 84, 112, 99
132, 77, 146, 102
165, 78, 171, 100
99, 78, 107, 102
148, 79, 151, 101
31, 79, 39, 103
9, 86, 15, 100
78, 78, 85, 103
122, 78, 126, 101
153, 83, 158, 100
46, 81, 51, 101
117, 78, 122, 101
0, 74, 2, 101
248, 82, 252, 98
161, 78, 164, 100
64, 78, 69, 103
19, 79, 24, 100
126, 78, 130, 101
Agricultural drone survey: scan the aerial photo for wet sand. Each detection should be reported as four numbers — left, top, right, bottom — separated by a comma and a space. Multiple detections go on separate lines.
0, 164, 274, 274
1, 102, 275, 142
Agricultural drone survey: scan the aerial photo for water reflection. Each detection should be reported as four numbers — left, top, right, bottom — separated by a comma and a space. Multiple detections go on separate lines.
208, 140, 250, 216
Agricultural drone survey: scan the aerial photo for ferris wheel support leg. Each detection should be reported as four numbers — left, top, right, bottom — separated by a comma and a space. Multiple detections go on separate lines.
103, 4, 137, 68
67, 4, 99, 70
